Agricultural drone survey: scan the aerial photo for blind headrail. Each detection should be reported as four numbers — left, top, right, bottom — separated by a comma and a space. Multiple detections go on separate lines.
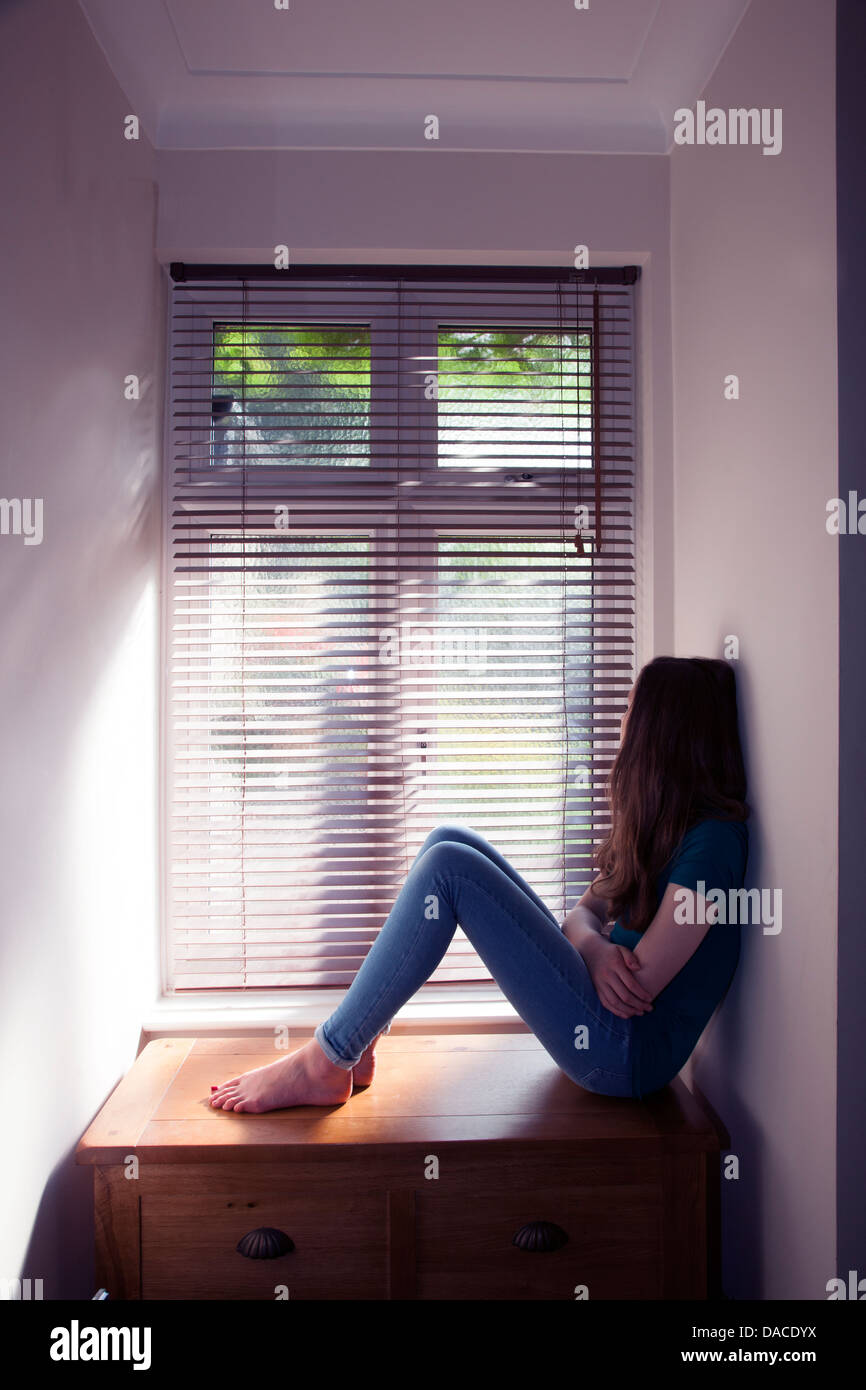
170, 262, 641, 286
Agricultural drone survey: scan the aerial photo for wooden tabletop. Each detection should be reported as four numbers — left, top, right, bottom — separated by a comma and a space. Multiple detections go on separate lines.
75, 1034, 726, 1165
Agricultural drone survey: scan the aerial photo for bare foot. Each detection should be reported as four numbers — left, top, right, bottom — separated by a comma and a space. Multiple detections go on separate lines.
209, 1038, 352, 1114
351, 1034, 384, 1088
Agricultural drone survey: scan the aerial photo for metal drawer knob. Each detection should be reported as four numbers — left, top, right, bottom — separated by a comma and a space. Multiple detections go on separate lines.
512, 1221, 569, 1253
236, 1227, 295, 1260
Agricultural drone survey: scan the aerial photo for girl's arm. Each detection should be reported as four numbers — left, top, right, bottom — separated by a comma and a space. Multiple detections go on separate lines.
630, 881, 717, 999
563, 878, 719, 1016
561, 883, 610, 957
563, 884, 654, 1018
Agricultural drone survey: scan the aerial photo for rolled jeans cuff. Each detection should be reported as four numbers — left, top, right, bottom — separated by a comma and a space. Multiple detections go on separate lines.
313, 1018, 393, 1070
313, 1022, 355, 1069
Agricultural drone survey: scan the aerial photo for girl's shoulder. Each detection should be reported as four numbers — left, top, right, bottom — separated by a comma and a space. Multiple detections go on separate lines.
664, 816, 749, 891
682, 816, 749, 848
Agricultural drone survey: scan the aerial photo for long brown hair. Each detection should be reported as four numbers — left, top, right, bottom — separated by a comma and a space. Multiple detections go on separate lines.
591, 656, 749, 932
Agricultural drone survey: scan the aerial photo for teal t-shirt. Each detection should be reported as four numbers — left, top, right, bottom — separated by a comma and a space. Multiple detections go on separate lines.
608, 817, 749, 1096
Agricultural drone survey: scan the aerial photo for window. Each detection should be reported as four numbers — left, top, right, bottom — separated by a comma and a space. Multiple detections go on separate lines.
165, 268, 637, 992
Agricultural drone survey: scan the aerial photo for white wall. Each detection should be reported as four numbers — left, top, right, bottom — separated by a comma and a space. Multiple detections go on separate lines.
670, 0, 837, 1298
0, 0, 163, 1297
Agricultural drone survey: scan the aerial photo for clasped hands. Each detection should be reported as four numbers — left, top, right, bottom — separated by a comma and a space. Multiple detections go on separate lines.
563, 924, 654, 1020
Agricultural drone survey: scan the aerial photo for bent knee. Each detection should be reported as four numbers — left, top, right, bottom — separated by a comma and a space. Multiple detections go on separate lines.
416, 838, 477, 873
419, 822, 475, 852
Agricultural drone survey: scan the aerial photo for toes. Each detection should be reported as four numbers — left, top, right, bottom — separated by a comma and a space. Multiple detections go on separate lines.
211, 1077, 242, 1094
208, 1072, 253, 1105
211, 1087, 241, 1108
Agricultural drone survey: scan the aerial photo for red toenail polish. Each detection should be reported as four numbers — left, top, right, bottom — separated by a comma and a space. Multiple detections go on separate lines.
211, 1086, 218, 1092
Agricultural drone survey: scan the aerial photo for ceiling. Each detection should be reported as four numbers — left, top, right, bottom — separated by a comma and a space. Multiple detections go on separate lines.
79, 0, 751, 154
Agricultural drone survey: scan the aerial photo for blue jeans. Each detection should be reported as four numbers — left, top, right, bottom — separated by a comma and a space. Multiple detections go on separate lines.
314, 824, 641, 1098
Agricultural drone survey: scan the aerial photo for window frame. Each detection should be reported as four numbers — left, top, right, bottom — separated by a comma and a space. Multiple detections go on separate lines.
157, 271, 636, 1019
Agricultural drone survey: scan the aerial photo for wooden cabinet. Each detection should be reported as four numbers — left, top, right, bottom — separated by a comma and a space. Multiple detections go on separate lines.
76, 1034, 727, 1301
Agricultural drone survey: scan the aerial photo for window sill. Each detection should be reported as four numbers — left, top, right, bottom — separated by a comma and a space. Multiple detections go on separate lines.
140, 982, 527, 1048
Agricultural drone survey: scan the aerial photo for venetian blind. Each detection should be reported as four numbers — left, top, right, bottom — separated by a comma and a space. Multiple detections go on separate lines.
165, 265, 638, 991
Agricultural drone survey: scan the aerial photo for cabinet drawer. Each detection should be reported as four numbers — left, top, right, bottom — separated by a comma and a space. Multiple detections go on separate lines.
141, 1189, 386, 1300
414, 1183, 662, 1300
